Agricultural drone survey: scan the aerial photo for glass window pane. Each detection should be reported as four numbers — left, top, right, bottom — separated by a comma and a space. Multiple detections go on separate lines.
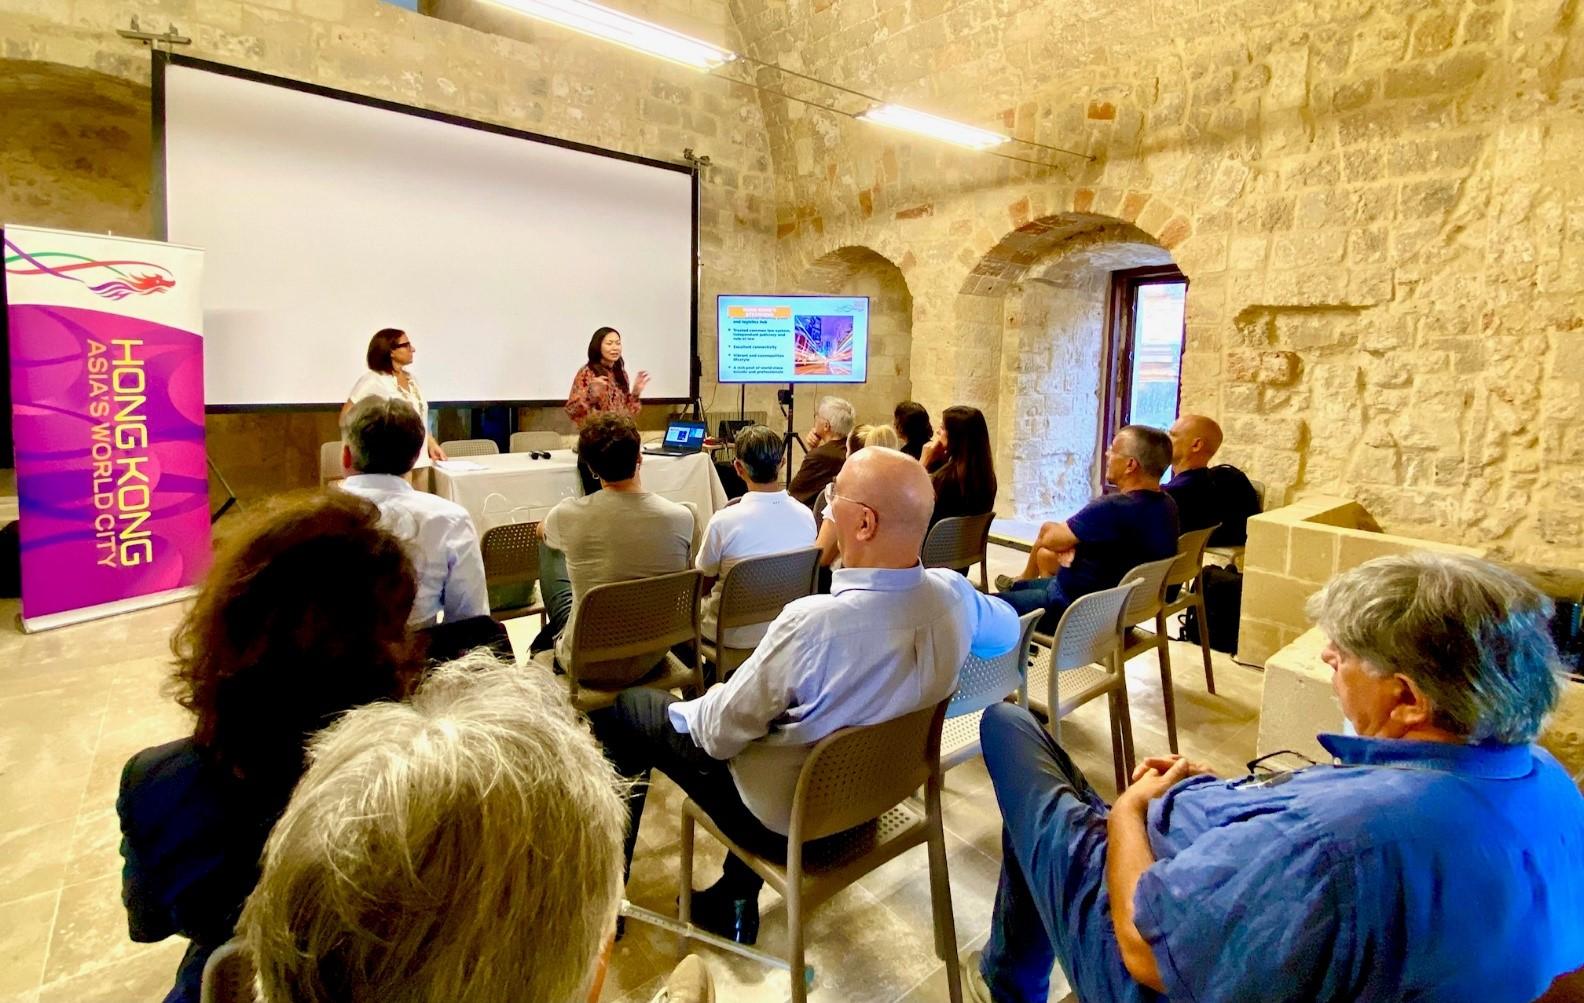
1126, 281, 1186, 430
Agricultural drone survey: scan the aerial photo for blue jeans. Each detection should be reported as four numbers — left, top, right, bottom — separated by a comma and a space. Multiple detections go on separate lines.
529, 543, 574, 655
994, 578, 1069, 633
978, 703, 1154, 1003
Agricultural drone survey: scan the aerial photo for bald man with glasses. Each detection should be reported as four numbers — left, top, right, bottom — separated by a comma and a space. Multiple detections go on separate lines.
593, 447, 1020, 945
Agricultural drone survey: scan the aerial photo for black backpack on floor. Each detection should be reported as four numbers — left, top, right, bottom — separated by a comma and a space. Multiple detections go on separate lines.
1179, 563, 1242, 654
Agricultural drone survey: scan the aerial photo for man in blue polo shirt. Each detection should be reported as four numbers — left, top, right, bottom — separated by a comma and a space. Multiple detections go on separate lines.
965, 552, 1584, 1003
995, 424, 1179, 630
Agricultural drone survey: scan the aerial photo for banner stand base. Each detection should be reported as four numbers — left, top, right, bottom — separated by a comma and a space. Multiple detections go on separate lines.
19, 585, 197, 634
208, 457, 240, 524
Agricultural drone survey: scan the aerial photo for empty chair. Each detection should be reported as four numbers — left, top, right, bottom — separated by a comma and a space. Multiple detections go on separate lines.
680, 698, 961, 1003
440, 438, 500, 457
510, 430, 563, 453
200, 939, 255, 1003
479, 521, 546, 624
940, 610, 1043, 771
920, 511, 996, 591
700, 547, 820, 680
319, 440, 350, 487
1022, 577, 1146, 791
1108, 555, 1188, 754
1159, 525, 1221, 700
540, 569, 704, 712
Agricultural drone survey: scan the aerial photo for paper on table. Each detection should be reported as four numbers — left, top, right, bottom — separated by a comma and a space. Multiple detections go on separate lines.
436, 459, 489, 472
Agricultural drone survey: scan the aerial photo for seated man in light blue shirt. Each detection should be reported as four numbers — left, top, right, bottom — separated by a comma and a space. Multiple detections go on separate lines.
594, 447, 1019, 945
965, 552, 1584, 1003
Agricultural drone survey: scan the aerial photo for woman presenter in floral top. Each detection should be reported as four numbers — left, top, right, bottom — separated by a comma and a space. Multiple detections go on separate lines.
565, 327, 650, 426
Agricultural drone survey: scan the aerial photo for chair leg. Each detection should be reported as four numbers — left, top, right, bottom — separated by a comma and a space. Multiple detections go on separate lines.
1106, 667, 1127, 793
1114, 665, 1138, 782
678, 810, 696, 954
1155, 613, 1179, 755
1195, 590, 1216, 694
787, 864, 806, 1003
926, 781, 964, 1003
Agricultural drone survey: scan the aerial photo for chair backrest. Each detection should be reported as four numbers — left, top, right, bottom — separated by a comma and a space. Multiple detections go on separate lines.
441, 438, 500, 457
1248, 477, 1267, 510
1044, 578, 1142, 672
568, 569, 702, 688
947, 610, 1043, 719
789, 697, 949, 843
200, 939, 255, 1003
920, 511, 995, 572
480, 521, 541, 587
715, 547, 820, 636
319, 441, 349, 485
510, 430, 563, 453
1116, 555, 1178, 624
1165, 525, 1219, 587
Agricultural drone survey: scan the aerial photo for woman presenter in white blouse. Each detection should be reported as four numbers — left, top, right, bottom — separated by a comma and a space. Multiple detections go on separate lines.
343, 328, 447, 466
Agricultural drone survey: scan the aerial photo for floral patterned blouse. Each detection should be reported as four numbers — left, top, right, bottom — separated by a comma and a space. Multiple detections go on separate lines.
565, 365, 641, 426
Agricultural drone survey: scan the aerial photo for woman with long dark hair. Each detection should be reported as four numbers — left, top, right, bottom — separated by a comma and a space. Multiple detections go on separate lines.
565, 326, 650, 427
117, 492, 422, 1003
921, 405, 997, 523
894, 400, 933, 460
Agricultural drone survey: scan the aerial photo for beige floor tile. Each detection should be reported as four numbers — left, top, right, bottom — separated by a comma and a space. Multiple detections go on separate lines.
63, 809, 124, 888
0, 892, 57, 1000
36, 940, 184, 1003
0, 821, 75, 907
41, 875, 145, 984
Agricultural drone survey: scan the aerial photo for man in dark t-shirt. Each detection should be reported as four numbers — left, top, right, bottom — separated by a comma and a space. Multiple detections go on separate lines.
1163, 415, 1262, 546
996, 425, 1180, 629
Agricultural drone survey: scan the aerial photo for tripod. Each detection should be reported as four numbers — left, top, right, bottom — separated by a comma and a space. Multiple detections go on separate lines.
778, 384, 806, 489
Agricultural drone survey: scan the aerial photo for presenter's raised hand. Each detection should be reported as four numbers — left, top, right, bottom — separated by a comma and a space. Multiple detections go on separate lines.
632, 370, 651, 396
588, 374, 611, 394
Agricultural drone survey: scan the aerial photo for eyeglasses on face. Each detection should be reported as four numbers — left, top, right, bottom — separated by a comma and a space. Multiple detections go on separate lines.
820, 480, 875, 518
393, 341, 413, 350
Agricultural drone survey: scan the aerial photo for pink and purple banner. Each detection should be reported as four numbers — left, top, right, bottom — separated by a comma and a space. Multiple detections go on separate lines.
4, 225, 210, 631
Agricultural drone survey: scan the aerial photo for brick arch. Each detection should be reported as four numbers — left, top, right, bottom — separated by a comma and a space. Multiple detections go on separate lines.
960, 213, 1174, 298
793, 241, 913, 295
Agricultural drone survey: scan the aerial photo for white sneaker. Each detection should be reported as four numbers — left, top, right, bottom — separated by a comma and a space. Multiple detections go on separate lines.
961, 949, 994, 1003
648, 955, 714, 1003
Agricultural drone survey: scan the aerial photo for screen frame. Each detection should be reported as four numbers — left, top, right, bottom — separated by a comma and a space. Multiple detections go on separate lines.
151, 52, 701, 413
714, 293, 872, 386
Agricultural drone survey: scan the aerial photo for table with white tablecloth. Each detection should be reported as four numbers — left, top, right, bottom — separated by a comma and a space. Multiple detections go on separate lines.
430, 450, 727, 534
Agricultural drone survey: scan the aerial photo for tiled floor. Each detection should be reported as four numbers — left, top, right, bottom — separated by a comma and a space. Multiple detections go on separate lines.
0, 543, 1265, 1003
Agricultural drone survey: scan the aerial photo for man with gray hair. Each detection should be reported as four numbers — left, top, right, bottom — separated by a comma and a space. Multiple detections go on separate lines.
787, 394, 855, 507
964, 552, 1584, 1003
694, 424, 816, 655
339, 396, 487, 628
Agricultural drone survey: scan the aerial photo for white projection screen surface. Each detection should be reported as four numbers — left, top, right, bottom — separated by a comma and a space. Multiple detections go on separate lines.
158, 57, 696, 407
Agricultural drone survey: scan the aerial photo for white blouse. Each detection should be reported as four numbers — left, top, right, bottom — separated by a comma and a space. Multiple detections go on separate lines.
346, 369, 433, 468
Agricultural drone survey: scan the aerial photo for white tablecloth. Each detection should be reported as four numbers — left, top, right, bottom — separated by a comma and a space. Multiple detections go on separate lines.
431, 450, 727, 533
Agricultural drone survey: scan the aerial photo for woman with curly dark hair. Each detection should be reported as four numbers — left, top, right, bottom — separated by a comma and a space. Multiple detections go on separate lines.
116, 491, 421, 1003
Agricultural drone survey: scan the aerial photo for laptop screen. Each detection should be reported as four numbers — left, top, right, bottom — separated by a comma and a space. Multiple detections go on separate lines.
663, 421, 707, 449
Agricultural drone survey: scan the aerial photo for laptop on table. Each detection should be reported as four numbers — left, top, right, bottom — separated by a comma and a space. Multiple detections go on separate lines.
643, 420, 708, 457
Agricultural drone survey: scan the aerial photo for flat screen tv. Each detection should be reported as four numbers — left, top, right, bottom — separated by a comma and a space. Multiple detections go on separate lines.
716, 294, 870, 384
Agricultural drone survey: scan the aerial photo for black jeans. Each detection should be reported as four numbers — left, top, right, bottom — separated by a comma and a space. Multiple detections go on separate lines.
592, 687, 779, 895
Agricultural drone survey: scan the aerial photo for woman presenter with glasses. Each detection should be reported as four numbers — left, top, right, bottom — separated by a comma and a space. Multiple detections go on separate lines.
565, 326, 650, 493
344, 327, 447, 467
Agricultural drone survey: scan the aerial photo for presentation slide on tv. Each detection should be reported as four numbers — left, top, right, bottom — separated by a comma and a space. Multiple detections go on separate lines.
717, 295, 869, 384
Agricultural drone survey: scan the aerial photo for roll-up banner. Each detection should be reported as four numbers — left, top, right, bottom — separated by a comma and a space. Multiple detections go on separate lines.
3, 225, 211, 632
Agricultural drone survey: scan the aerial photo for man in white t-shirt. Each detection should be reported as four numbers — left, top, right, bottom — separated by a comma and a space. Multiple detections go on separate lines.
696, 424, 817, 652
529, 414, 696, 666
339, 397, 487, 628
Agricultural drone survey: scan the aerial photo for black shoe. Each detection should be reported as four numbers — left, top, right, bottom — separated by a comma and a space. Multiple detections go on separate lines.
680, 881, 759, 945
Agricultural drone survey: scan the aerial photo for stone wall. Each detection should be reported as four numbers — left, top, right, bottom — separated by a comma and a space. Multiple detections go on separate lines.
0, 0, 779, 500
729, 0, 1584, 565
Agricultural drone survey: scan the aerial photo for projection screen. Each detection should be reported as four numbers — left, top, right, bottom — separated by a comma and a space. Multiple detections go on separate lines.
156, 55, 697, 408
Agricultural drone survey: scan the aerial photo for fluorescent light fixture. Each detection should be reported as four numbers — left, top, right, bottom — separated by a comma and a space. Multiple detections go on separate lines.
857, 104, 1008, 150
490, 0, 736, 69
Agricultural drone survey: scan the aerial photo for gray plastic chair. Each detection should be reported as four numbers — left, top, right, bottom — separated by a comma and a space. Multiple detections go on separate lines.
1113, 555, 1190, 754
1160, 525, 1220, 700
319, 441, 349, 486
1023, 577, 1145, 791
549, 569, 704, 712
940, 610, 1043, 771
700, 547, 820, 680
920, 511, 996, 591
440, 438, 499, 457
509, 430, 563, 453
479, 521, 546, 624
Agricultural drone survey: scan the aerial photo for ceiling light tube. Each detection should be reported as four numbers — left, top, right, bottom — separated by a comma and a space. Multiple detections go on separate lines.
490, 0, 736, 70
857, 104, 1009, 150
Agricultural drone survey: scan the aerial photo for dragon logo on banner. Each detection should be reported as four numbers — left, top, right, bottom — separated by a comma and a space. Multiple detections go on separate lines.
3, 238, 177, 301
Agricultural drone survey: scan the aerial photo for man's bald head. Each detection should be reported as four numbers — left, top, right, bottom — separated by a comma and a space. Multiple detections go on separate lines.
1168, 414, 1223, 472
830, 447, 935, 569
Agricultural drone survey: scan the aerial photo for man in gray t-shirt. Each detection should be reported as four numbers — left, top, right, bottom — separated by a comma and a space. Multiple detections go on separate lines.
529, 414, 695, 666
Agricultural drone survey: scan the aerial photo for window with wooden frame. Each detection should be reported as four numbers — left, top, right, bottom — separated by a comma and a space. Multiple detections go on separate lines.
1099, 264, 1189, 462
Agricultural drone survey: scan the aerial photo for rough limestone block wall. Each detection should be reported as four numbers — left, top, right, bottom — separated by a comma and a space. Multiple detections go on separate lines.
0, 0, 777, 499
729, 0, 1584, 567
